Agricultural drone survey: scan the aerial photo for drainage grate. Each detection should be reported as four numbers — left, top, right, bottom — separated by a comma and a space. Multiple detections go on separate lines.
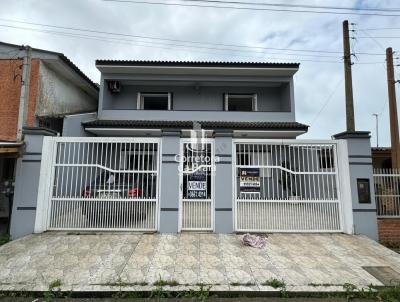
362, 266, 400, 286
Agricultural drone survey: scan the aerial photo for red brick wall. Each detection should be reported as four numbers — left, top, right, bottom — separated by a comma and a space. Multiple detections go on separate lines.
0, 59, 40, 141
378, 218, 400, 244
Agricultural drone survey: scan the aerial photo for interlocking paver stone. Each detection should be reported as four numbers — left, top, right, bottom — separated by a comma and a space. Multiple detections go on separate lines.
0, 232, 399, 291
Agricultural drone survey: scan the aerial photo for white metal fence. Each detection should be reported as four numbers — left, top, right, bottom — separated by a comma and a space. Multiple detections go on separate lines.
233, 141, 342, 232
374, 169, 400, 217
44, 137, 160, 231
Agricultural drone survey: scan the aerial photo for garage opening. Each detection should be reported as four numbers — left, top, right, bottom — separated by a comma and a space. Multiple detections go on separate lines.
45, 138, 160, 231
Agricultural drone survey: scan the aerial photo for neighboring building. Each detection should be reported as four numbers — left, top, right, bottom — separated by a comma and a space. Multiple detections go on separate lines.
11, 60, 378, 241
0, 41, 98, 235
371, 147, 400, 244
372, 147, 392, 169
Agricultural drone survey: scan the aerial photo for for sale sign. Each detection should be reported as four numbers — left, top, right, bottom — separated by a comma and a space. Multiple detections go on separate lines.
187, 172, 207, 198
239, 168, 260, 192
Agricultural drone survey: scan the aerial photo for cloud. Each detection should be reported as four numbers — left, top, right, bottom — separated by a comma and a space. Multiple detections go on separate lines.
0, 0, 399, 146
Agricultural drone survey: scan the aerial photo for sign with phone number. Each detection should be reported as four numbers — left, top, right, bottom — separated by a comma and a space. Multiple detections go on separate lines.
239, 168, 260, 192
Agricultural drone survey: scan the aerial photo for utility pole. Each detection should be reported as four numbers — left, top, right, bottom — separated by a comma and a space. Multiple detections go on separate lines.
386, 47, 400, 169
373, 113, 379, 148
16, 45, 32, 142
343, 20, 355, 132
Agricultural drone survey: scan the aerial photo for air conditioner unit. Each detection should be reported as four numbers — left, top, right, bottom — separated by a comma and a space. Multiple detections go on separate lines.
108, 80, 121, 93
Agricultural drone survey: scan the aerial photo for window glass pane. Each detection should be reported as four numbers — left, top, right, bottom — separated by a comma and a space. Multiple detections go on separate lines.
227, 96, 253, 111
143, 95, 169, 110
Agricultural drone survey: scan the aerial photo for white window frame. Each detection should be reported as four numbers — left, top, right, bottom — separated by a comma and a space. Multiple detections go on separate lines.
137, 92, 172, 110
224, 93, 257, 111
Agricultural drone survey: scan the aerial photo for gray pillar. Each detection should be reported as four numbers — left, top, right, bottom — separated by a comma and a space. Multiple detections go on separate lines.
333, 131, 378, 240
214, 131, 234, 233
10, 127, 57, 239
159, 131, 180, 233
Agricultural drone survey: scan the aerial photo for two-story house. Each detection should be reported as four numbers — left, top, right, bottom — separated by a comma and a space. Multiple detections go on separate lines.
15, 59, 379, 241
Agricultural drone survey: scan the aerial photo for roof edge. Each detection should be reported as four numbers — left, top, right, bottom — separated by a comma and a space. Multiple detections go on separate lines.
95, 60, 300, 69
0, 41, 98, 91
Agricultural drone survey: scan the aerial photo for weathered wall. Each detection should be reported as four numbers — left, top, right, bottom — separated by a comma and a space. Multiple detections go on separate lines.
378, 218, 400, 244
36, 62, 96, 117
0, 59, 40, 141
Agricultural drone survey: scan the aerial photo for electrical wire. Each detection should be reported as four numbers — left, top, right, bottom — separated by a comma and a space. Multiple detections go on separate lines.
153, 0, 400, 13
103, 0, 400, 17
0, 17, 346, 55
0, 24, 346, 62
0, 24, 348, 63
0, 18, 386, 58
310, 78, 344, 126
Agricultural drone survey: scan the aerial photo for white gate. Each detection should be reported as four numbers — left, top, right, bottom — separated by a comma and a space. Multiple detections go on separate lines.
233, 140, 342, 232
39, 137, 160, 231
179, 139, 215, 231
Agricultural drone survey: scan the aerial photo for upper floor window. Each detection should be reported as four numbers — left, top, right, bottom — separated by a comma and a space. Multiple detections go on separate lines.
224, 93, 257, 111
137, 92, 172, 110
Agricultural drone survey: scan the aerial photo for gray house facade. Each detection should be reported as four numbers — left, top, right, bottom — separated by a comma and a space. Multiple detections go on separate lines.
12, 60, 379, 240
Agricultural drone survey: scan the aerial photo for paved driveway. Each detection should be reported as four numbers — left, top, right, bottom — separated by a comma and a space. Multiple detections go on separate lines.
0, 233, 399, 292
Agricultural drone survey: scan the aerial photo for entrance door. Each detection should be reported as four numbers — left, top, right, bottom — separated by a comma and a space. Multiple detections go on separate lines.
179, 139, 214, 231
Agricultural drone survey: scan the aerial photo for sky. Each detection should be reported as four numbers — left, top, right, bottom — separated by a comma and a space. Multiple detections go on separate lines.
0, 0, 399, 146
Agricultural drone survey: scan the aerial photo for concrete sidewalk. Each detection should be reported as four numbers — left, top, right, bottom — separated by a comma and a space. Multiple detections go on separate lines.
0, 233, 399, 292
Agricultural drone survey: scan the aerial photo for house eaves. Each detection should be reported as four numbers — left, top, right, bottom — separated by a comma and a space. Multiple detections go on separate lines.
95, 60, 300, 77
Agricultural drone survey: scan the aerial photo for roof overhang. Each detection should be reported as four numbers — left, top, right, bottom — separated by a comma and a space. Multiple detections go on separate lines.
83, 120, 308, 138
96, 61, 299, 77
0, 141, 24, 155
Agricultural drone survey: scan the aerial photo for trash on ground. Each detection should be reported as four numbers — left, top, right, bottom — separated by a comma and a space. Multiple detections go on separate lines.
241, 233, 267, 249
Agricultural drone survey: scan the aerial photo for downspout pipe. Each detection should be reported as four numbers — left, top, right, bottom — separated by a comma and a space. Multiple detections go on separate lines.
16, 45, 32, 142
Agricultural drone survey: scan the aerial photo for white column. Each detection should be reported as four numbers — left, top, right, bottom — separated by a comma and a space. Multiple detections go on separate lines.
34, 137, 55, 233
336, 139, 354, 234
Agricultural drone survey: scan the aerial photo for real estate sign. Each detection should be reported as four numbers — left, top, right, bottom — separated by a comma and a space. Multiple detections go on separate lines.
239, 168, 260, 192
187, 171, 207, 198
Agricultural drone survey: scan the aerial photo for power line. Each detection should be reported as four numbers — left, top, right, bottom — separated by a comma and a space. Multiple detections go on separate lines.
311, 78, 344, 125
155, 0, 400, 13
0, 17, 386, 57
358, 27, 400, 30
0, 23, 342, 59
0, 17, 346, 55
0, 24, 348, 63
1, 23, 386, 65
103, 0, 400, 17
358, 36, 400, 39
0, 23, 344, 62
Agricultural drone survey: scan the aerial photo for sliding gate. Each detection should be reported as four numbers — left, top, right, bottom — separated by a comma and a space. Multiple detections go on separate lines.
41, 137, 160, 231
234, 140, 342, 232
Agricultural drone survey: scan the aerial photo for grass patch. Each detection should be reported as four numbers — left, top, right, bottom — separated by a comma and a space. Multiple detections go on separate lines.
48, 279, 61, 290
382, 241, 400, 253
153, 279, 179, 287
262, 278, 286, 288
0, 234, 10, 246
377, 285, 400, 302
308, 282, 343, 287
230, 282, 256, 286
